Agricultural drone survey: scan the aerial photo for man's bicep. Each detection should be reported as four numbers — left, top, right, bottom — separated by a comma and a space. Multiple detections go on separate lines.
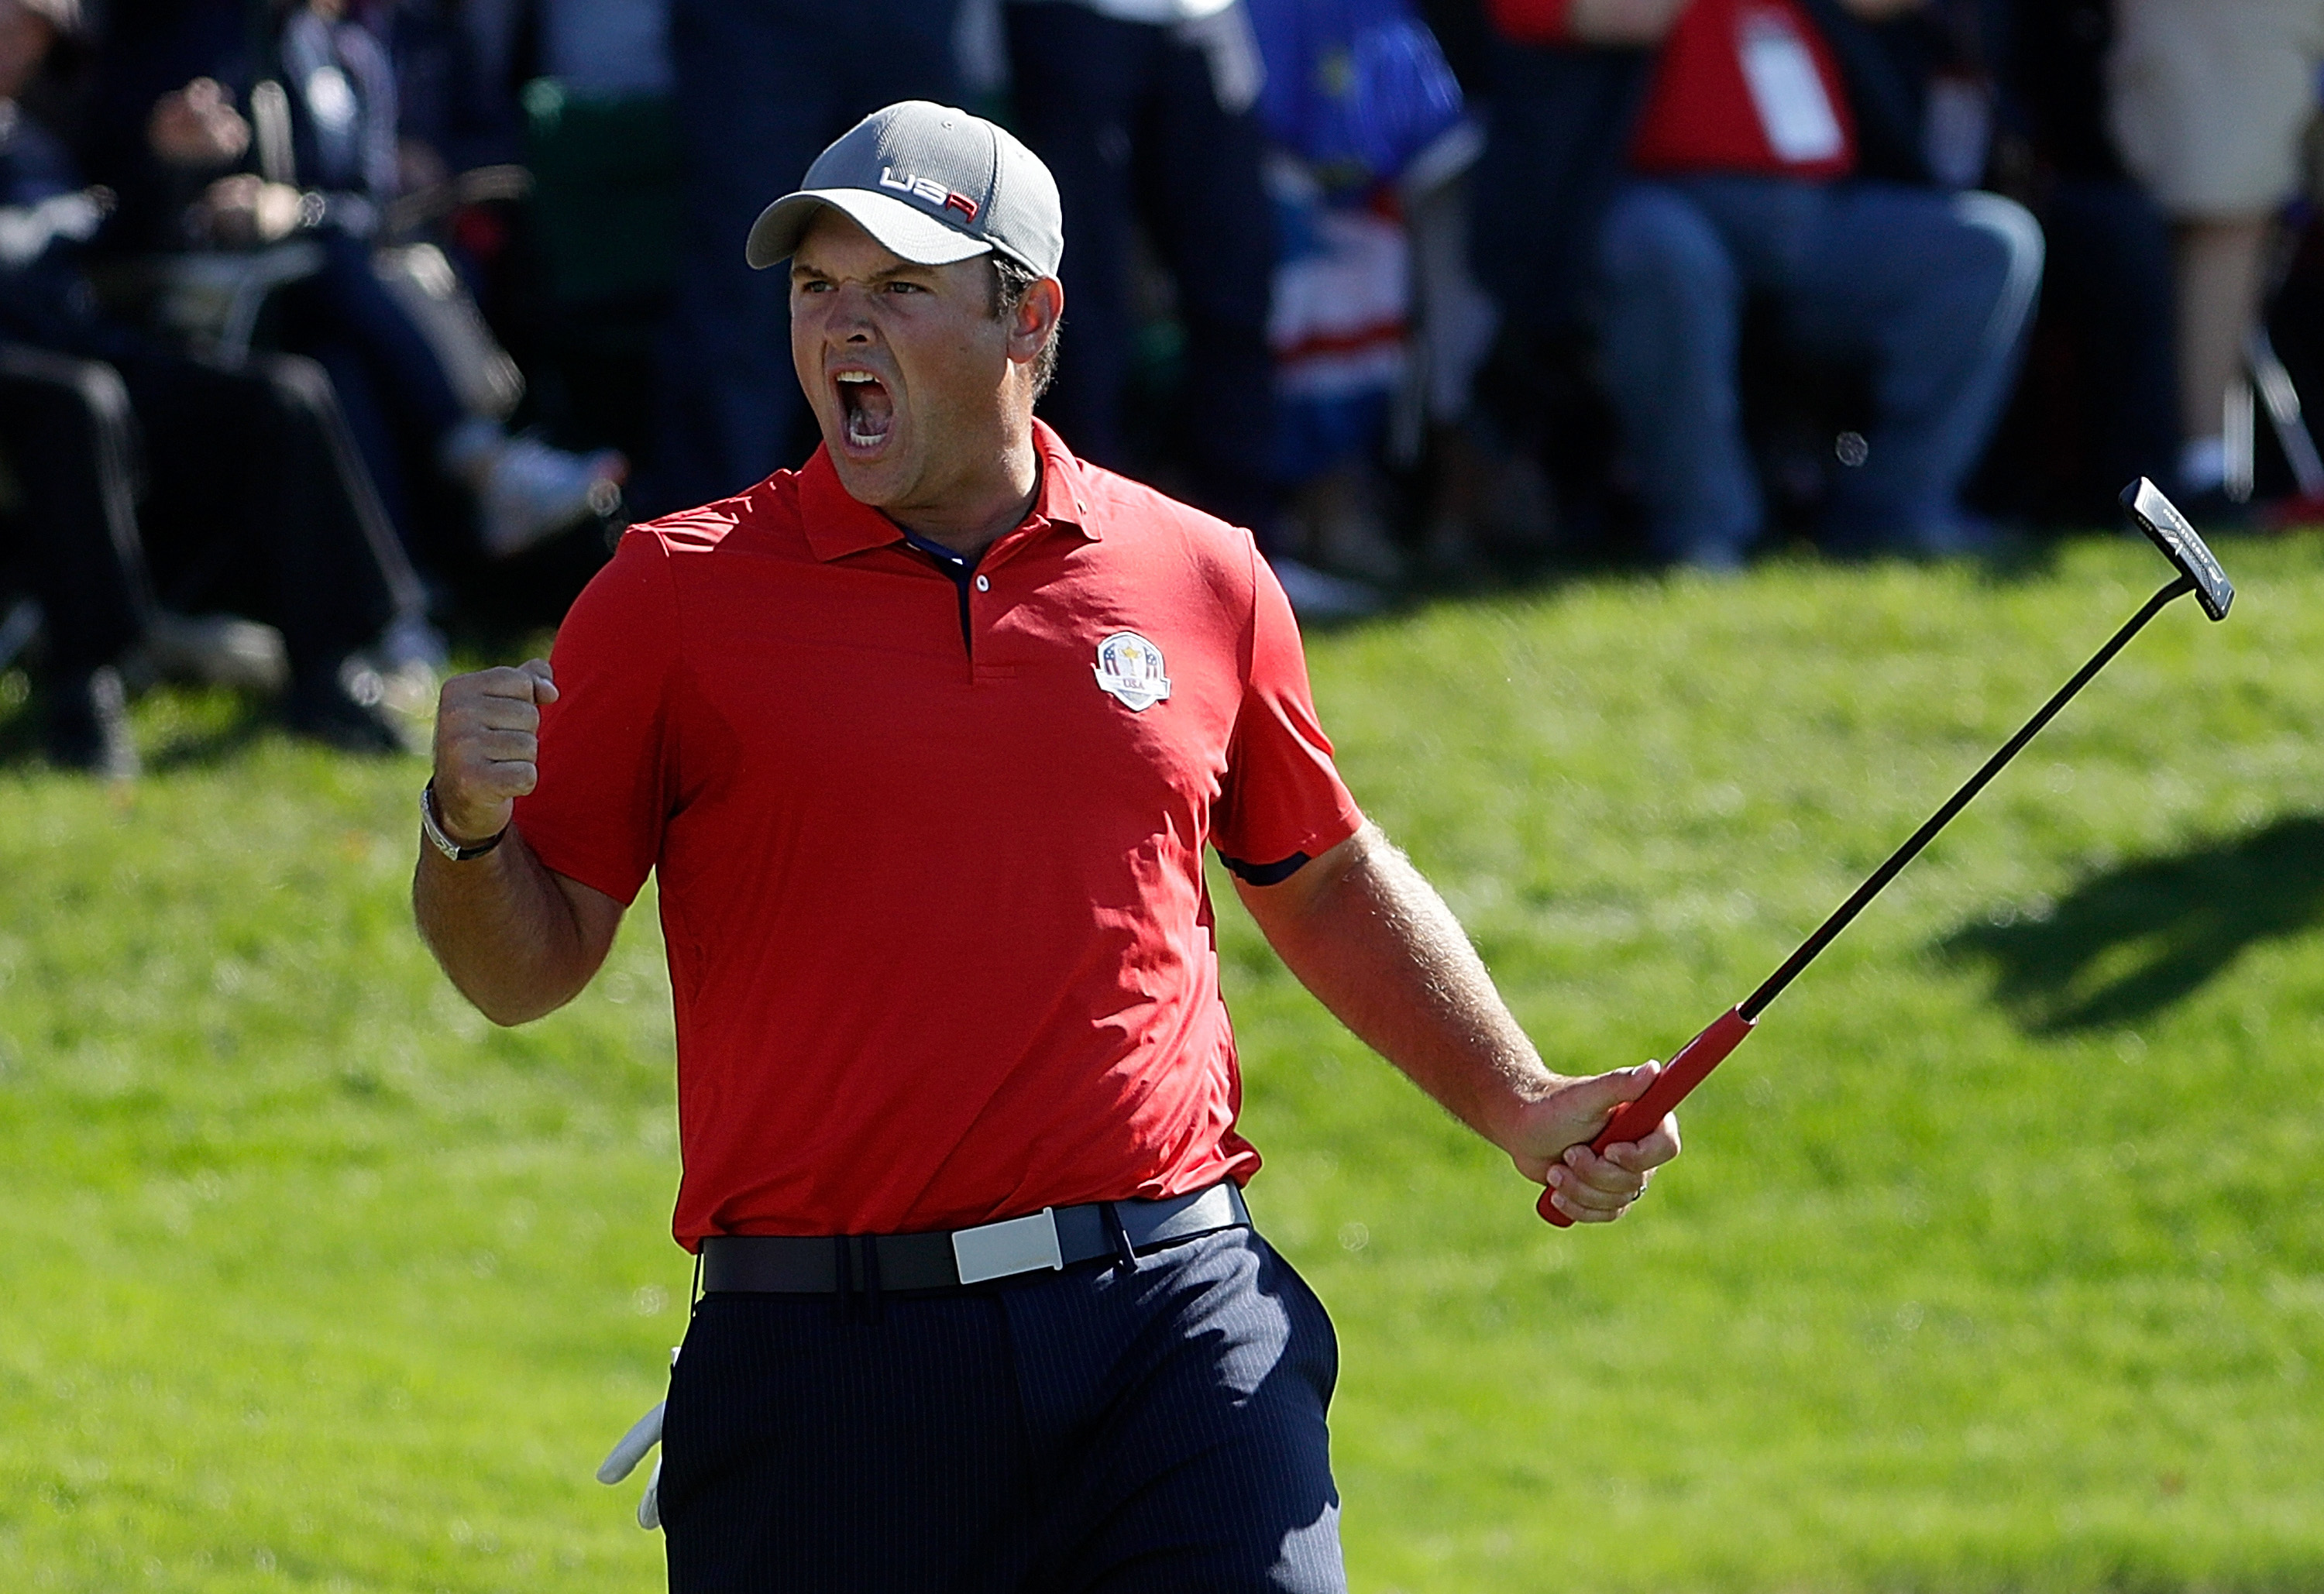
1229, 824, 1372, 935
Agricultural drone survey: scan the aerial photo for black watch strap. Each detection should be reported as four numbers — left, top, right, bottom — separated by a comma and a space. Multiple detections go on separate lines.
421, 782, 507, 861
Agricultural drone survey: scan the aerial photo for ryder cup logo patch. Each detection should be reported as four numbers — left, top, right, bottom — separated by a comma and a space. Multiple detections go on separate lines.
1092, 631, 1171, 712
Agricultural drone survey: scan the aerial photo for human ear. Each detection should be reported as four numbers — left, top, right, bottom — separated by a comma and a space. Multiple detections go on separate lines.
1010, 277, 1064, 361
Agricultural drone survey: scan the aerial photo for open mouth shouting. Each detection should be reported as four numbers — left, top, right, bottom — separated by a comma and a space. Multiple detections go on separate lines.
834, 369, 895, 455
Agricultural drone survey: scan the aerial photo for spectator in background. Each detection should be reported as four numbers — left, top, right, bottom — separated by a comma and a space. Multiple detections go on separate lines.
386, 0, 526, 184
2106, 0, 2324, 508
1478, 0, 2043, 568
1987, 0, 2178, 521
91, 0, 624, 575
1246, 0, 1483, 598
492, 0, 681, 484
651, 0, 961, 511
0, 0, 421, 767
1002, 0, 1299, 585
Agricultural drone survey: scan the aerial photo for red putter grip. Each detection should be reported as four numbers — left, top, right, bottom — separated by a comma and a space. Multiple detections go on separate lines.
1537, 1005, 1755, 1227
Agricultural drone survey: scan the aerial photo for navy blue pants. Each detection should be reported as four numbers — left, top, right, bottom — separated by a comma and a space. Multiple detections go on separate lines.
660, 1227, 1347, 1592
1595, 176, 2043, 560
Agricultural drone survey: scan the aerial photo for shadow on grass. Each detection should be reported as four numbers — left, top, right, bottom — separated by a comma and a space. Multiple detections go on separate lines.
1941, 814, 2324, 1033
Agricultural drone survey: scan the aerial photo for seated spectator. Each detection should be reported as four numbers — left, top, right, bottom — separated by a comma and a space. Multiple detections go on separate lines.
1477, 0, 2044, 568
91, 0, 624, 572
2106, 0, 2324, 509
0, 0, 421, 768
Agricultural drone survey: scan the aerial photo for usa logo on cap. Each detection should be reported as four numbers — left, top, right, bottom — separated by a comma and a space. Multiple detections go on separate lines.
1092, 631, 1171, 712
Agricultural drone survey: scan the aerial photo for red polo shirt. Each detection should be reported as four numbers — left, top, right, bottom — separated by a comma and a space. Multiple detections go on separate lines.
1628, 0, 1855, 178
512, 422, 1365, 1245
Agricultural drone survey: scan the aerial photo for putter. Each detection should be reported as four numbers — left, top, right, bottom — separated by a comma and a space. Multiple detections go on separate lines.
1542, 479, 2233, 1226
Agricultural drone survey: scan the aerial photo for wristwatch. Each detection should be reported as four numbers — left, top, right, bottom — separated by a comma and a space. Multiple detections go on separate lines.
420, 781, 507, 861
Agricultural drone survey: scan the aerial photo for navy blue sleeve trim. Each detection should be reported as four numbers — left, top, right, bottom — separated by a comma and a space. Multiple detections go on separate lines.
1219, 850, 1312, 886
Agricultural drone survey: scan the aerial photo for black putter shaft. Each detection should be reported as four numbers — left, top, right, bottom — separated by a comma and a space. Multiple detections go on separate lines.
1540, 479, 2232, 1226
1734, 572, 2192, 1025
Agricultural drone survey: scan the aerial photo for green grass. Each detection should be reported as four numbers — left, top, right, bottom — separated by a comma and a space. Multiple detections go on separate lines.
5, 533, 2323, 1591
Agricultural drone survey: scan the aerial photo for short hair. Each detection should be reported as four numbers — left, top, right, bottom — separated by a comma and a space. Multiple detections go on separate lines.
989, 255, 1061, 400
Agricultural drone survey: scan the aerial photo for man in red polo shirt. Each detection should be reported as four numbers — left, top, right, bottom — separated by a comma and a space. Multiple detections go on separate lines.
414, 101, 1678, 1592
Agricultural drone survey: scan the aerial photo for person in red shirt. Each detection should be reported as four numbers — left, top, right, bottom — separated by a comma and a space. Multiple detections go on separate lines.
413, 101, 1679, 1592
1484, 0, 2044, 567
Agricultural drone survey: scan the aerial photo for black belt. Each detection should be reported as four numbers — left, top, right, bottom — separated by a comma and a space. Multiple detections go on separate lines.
700, 1182, 1251, 1294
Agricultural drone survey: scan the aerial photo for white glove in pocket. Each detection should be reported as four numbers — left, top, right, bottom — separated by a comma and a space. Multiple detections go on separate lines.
597, 1399, 665, 1530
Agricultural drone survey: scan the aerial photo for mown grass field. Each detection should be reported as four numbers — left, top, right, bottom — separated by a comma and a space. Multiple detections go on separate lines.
3, 532, 2322, 1592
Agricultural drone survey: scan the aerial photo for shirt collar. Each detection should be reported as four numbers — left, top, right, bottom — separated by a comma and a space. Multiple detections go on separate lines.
798, 418, 1099, 562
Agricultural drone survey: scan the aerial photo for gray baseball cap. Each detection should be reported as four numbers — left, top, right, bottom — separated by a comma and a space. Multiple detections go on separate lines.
745, 101, 1064, 277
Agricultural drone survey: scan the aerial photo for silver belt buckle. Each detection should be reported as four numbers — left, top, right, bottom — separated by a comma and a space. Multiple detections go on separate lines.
951, 1207, 1065, 1285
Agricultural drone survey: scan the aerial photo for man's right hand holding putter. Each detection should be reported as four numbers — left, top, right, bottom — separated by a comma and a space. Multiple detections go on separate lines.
414, 660, 625, 1027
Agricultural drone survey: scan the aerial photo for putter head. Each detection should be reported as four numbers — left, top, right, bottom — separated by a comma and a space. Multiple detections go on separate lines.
2119, 478, 2234, 620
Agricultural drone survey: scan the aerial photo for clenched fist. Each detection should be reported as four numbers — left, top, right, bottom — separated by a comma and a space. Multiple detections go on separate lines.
431, 659, 559, 845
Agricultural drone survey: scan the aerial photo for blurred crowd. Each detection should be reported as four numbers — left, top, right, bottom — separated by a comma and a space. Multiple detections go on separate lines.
4, 0, 2322, 775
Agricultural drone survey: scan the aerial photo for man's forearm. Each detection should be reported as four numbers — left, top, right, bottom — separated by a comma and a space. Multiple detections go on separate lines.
1235, 826, 1557, 1151
413, 826, 603, 1025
